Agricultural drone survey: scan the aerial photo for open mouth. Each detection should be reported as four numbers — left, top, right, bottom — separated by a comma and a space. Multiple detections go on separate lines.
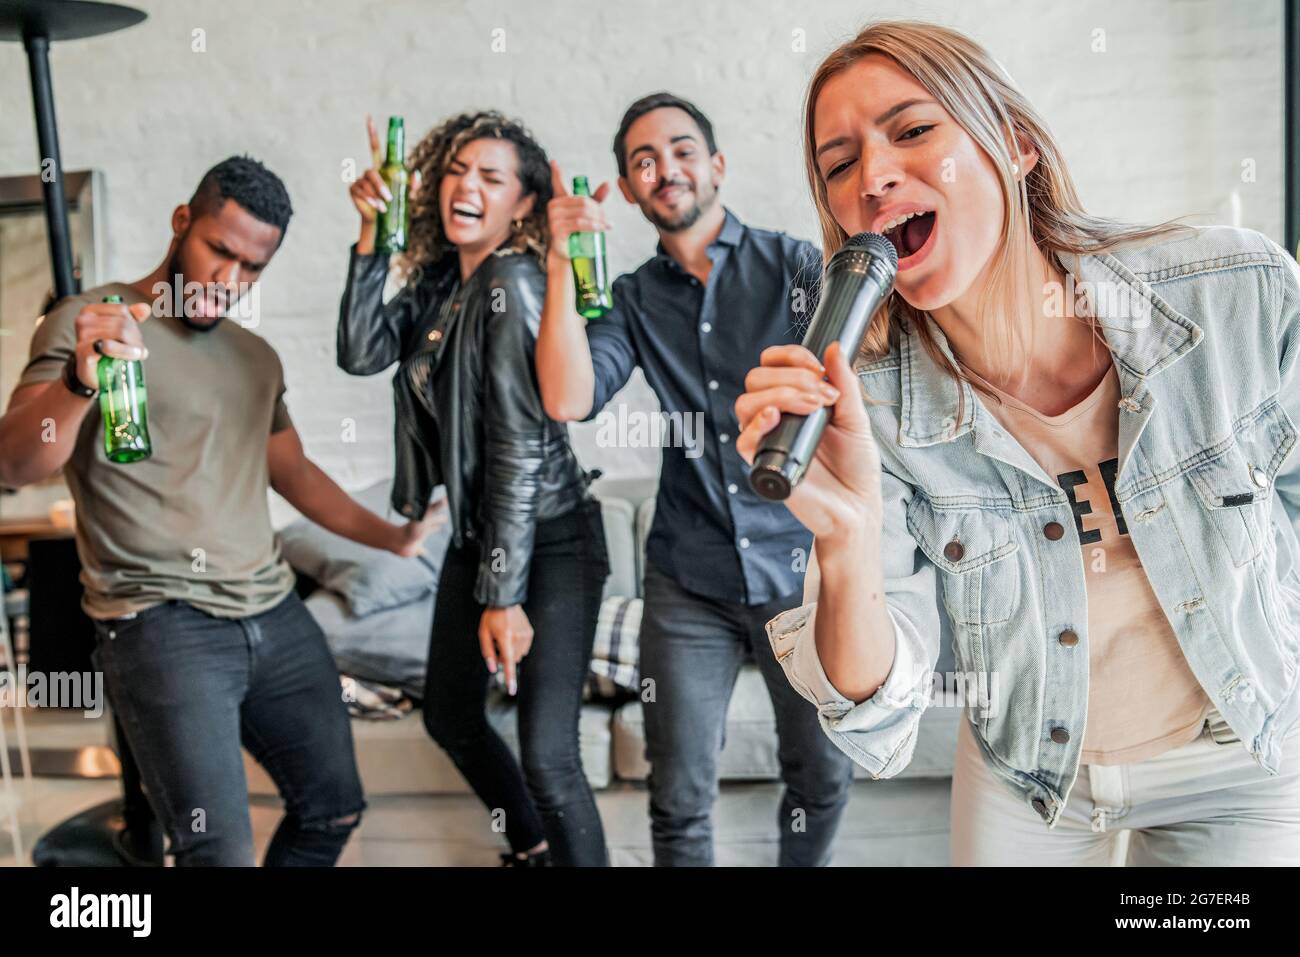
881, 210, 936, 262
449, 202, 483, 224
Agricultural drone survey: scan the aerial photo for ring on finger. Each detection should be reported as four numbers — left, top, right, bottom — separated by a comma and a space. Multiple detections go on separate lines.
92, 339, 106, 356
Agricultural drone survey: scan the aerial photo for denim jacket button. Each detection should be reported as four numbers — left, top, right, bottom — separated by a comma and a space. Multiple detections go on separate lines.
1032, 798, 1049, 818
1051, 727, 1071, 744
1043, 521, 1065, 541
1058, 629, 1079, 647
1250, 466, 1269, 489
943, 539, 965, 562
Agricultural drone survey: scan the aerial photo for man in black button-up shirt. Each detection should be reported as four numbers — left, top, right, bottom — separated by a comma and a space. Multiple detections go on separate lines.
537, 92, 852, 866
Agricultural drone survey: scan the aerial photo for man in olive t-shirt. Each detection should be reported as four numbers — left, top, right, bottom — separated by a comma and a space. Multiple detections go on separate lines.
0, 156, 437, 866
17, 278, 300, 620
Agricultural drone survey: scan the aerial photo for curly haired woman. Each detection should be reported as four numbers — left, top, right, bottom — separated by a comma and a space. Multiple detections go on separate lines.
338, 111, 610, 866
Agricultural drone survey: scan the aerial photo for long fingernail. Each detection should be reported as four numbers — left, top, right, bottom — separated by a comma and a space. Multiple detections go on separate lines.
508, 679, 517, 696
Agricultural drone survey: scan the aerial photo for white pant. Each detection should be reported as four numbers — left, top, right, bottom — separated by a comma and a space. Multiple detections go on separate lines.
950, 709, 1300, 865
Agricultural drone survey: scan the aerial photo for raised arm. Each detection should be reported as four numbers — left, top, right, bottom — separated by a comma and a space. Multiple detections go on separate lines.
337, 115, 424, 376
536, 161, 636, 422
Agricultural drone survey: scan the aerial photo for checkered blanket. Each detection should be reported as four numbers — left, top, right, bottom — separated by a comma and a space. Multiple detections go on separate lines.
586, 596, 642, 699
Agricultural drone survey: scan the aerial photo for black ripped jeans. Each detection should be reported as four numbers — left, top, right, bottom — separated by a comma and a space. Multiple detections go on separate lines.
91, 591, 366, 866
422, 497, 610, 866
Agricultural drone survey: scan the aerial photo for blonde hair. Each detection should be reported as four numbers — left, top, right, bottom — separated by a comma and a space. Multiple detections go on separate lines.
803, 21, 1185, 413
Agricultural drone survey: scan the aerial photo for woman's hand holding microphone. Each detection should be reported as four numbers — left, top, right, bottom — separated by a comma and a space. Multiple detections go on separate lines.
734, 340, 883, 542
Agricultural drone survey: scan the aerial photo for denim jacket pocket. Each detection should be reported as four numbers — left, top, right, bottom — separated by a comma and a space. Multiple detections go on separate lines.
906, 499, 1020, 626
1187, 399, 1297, 568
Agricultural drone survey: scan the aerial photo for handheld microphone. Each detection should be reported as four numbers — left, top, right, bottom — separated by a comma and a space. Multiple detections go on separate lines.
749, 232, 898, 501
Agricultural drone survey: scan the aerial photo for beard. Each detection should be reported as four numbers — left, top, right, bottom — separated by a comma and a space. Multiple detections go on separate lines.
646, 178, 719, 233
165, 250, 223, 333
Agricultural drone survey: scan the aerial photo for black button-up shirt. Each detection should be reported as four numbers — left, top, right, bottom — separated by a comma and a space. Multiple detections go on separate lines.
584, 208, 821, 606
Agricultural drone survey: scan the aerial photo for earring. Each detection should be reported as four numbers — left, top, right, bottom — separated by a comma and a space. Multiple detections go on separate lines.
512, 218, 523, 232
1010, 162, 1020, 176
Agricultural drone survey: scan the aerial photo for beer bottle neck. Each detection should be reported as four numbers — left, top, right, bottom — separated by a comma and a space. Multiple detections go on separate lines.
385, 126, 404, 165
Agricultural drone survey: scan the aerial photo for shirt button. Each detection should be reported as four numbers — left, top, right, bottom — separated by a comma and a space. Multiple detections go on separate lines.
1239, 682, 1256, 703
943, 540, 965, 562
1050, 728, 1070, 745
428, 329, 442, 342
739, 537, 751, 549
708, 380, 719, 391
701, 322, 712, 333
719, 433, 730, 444
1058, 629, 1079, 647
1043, 521, 1065, 541
1250, 466, 1269, 489
727, 483, 738, 494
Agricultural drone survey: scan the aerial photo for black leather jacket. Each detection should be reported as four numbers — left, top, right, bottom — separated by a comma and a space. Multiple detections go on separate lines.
337, 244, 592, 607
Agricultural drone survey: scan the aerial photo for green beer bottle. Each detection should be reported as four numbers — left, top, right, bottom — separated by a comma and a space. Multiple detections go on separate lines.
96, 295, 152, 463
375, 116, 409, 254
569, 176, 612, 319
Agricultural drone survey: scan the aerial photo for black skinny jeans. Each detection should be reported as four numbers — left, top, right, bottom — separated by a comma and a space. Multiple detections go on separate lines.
422, 497, 610, 865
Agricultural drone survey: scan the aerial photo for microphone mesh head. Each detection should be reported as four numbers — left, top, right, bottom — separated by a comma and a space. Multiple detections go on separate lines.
842, 231, 899, 270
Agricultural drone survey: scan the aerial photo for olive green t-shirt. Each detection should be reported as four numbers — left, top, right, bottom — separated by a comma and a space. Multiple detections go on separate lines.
15, 281, 297, 620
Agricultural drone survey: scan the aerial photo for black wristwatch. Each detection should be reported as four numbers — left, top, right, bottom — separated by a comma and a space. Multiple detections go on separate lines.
62, 355, 97, 398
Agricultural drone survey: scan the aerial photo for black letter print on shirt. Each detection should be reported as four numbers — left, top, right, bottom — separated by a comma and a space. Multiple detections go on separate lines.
1058, 470, 1099, 544
1058, 457, 1127, 544
1097, 457, 1127, 535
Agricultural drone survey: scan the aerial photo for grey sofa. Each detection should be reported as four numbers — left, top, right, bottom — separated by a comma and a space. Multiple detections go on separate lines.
246, 475, 963, 864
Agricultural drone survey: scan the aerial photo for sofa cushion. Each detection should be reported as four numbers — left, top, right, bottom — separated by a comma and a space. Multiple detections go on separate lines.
305, 589, 433, 699
278, 480, 450, 617
598, 497, 638, 600
611, 663, 962, 782
588, 596, 642, 698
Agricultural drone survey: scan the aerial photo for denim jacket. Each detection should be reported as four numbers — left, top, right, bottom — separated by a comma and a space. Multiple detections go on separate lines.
766, 225, 1300, 828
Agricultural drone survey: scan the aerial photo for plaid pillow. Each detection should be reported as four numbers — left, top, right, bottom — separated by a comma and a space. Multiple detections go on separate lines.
587, 596, 643, 699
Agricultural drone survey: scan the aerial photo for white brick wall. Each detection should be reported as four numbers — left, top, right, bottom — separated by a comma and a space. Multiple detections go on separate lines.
0, 0, 1283, 523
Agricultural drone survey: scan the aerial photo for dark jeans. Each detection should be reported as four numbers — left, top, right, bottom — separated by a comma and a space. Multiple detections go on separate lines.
422, 497, 610, 866
639, 562, 854, 866
90, 591, 366, 866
